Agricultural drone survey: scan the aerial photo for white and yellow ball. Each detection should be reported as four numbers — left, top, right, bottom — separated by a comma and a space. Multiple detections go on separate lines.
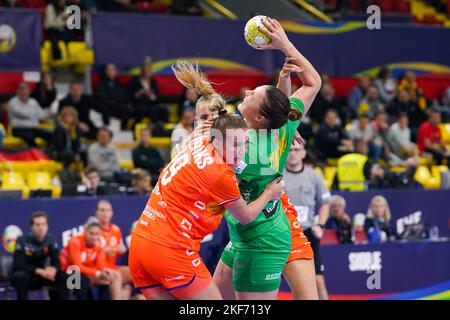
2, 225, 23, 253
244, 15, 272, 50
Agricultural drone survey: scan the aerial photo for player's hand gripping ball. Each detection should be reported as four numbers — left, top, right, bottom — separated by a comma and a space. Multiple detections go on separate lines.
244, 15, 272, 49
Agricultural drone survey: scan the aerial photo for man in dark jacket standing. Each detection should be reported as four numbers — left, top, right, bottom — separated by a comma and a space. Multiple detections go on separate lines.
9, 212, 69, 300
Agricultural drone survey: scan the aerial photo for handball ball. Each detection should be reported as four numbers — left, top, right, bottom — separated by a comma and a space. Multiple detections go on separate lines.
244, 15, 272, 49
2, 225, 23, 253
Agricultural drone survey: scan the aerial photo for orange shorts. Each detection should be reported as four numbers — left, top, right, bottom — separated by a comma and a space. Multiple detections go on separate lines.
286, 211, 314, 263
128, 234, 213, 299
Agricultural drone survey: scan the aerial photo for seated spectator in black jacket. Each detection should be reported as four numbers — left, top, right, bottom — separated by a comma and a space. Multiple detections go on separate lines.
128, 61, 168, 124
132, 126, 164, 185
9, 211, 69, 300
364, 195, 396, 244
59, 81, 105, 140
48, 106, 85, 167
310, 84, 344, 124
326, 195, 353, 243
314, 109, 354, 160
31, 72, 57, 111
95, 63, 134, 130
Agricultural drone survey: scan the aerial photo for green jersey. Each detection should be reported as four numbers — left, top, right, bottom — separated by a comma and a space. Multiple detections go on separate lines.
225, 97, 304, 250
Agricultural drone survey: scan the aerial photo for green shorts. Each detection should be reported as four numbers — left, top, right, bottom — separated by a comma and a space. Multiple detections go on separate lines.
220, 241, 289, 292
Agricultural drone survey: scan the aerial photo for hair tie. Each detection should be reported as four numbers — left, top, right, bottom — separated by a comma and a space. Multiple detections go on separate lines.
218, 108, 228, 115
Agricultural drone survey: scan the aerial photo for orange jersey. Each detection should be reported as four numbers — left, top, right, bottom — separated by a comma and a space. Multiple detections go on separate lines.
133, 137, 241, 251
281, 192, 313, 262
59, 235, 106, 277
99, 223, 124, 268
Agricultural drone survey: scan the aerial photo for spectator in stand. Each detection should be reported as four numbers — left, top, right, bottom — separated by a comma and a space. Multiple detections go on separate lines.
44, 0, 73, 60
96, 200, 133, 300
387, 113, 418, 160
357, 85, 385, 119
417, 109, 450, 165
80, 165, 111, 196
335, 140, 387, 191
348, 75, 372, 113
170, 108, 194, 154
48, 106, 85, 167
179, 87, 199, 116
371, 112, 398, 163
132, 126, 164, 185
310, 83, 344, 124
59, 81, 105, 140
128, 61, 168, 124
386, 89, 427, 142
347, 113, 383, 160
59, 216, 123, 300
7, 82, 52, 147
31, 72, 57, 111
364, 195, 396, 244
170, 0, 202, 15
326, 195, 352, 244
87, 127, 121, 181
373, 67, 397, 104
10, 212, 69, 300
129, 168, 152, 196
95, 63, 133, 130
397, 70, 427, 110
314, 109, 354, 160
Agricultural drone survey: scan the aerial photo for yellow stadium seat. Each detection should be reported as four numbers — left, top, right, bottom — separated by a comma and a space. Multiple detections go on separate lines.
1, 172, 29, 198
27, 171, 61, 198
119, 160, 135, 171
440, 123, 450, 144
27, 171, 52, 189
2, 172, 26, 189
414, 166, 439, 189
150, 137, 171, 149
163, 123, 177, 131
67, 41, 95, 65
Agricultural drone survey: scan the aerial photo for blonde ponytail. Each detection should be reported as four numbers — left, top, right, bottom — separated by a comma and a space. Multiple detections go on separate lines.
171, 60, 216, 97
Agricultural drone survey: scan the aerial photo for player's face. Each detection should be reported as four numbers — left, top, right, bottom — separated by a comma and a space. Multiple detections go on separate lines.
219, 128, 249, 167
195, 100, 210, 127
31, 217, 48, 240
86, 226, 101, 246
237, 86, 267, 130
96, 202, 113, 225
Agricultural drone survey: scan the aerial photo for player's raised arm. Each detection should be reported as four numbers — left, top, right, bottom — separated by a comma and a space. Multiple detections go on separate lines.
276, 57, 304, 97
259, 18, 321, 114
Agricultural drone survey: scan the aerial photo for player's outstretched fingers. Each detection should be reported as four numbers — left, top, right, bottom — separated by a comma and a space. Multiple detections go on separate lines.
262, 18, 275, 33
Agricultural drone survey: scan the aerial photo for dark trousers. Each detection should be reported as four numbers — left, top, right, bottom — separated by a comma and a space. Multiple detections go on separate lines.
72, 274, 110, 300
425, 147, 450, 165
12, 128, 52, 147
9, 270, 69, 300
